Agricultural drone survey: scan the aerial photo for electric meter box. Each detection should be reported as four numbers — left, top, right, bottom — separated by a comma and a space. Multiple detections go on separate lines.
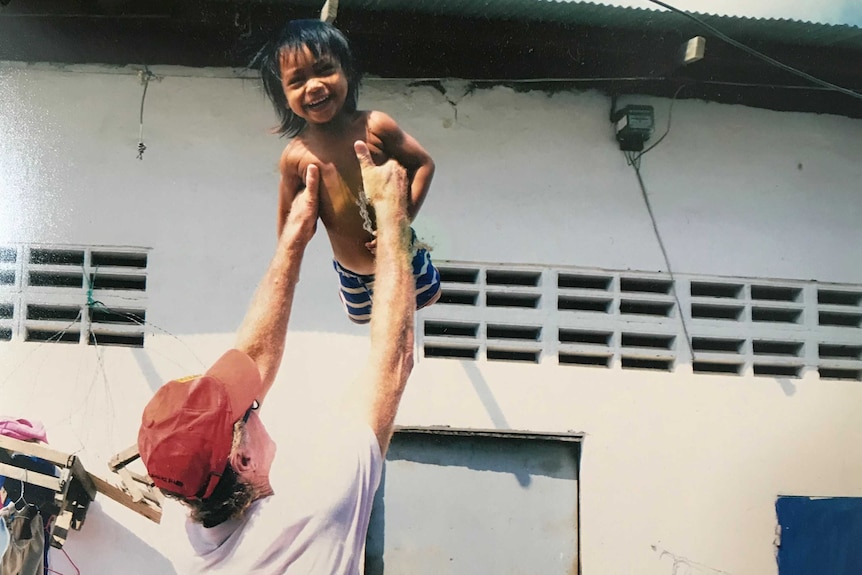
614, 105, 655, 152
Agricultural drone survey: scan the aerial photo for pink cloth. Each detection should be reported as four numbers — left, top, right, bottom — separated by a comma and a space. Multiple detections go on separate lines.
0, 417, 48, 443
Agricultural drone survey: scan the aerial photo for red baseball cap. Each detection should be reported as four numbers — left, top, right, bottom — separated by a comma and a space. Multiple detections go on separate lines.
138, 349, 263, 500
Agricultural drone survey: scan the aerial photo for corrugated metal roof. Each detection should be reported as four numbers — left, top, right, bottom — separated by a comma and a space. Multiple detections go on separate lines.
291, 0, 862, 50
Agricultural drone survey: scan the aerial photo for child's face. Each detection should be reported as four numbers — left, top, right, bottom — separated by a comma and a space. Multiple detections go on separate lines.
279, 46, 349, 126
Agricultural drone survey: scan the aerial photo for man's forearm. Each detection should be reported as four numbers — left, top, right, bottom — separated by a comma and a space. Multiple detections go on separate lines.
235, 237, 307, 400
235, 166, 318, 401
365, 201, 415, 450
350, 143, 417, 453
369, 209, 413, 347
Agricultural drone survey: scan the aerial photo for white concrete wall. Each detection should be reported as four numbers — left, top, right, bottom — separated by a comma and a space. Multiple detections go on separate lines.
1, 62, 861, 575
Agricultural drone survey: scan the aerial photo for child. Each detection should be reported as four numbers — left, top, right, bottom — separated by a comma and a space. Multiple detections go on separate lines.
254, 19, 441, 324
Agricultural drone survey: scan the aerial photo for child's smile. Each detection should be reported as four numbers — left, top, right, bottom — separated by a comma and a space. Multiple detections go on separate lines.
280, 46, 349, 126
305, 93, 335, 115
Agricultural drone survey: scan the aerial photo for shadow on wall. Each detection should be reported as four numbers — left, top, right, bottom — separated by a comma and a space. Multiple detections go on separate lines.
365, 463, 387, 575
384, 433, 581, 487
461, 361, 510, 429
776, 378, 796, 397
62, 501, 176, 575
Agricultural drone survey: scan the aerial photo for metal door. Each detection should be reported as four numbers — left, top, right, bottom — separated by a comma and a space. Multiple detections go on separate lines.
366, 429, 580, 575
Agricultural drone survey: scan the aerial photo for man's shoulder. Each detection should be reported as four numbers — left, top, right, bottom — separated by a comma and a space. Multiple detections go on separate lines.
273, 417, 381, 485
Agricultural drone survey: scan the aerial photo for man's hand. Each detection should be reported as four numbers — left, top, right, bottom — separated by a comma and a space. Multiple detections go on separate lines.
280, 164, 320, 249
354, 141, 408, 215
354, 141, 404, 255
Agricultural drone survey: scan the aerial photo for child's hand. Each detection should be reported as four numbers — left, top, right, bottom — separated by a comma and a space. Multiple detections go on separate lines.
365, 232, 377, 255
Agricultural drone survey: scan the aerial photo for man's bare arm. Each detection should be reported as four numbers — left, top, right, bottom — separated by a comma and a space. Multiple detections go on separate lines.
235, 165, 319, 403
350, 141, 415, 456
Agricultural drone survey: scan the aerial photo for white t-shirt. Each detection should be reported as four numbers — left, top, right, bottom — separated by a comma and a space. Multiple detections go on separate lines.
162, 419, 383, 575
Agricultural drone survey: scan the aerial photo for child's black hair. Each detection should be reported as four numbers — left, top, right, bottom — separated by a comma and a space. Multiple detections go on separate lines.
252, 19, 362, 138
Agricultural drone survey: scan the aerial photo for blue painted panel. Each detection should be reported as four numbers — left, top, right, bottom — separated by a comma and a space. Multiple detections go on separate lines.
776, 496, 862, 575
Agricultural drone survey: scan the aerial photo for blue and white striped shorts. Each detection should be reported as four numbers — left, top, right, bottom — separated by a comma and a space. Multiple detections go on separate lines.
333, 232, 441, 324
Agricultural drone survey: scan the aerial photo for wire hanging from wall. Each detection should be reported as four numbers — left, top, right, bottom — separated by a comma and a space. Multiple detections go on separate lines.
618, 87, 697, 365
625, 148, 696, 364
82, 265, 206, 369
137, 68, 156, 160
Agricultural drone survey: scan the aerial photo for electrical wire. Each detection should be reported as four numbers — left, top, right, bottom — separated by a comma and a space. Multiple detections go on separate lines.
84, 267, 206, 369
0, 315, 84, 391
624, 150, 696, 363
47, 544, 81, 575
645, 0, 862, 102
137, 68, 153, 160
86, 303, 206, 370
631, 84, 689, 162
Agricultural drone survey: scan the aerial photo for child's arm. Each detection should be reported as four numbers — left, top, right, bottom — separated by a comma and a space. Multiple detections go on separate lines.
369, 112, 435, 221
277, 151, 305, 238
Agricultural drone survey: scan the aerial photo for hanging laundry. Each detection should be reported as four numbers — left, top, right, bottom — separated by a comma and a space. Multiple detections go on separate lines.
0, 416, 59, 574
0, 419, 48, 443
1, 511, 45, 575
1, 454, 59, 516
0, 417, 58, 517
0, 504, 10, 558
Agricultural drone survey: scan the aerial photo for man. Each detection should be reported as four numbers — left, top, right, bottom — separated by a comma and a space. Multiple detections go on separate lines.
137, 141, 416, 574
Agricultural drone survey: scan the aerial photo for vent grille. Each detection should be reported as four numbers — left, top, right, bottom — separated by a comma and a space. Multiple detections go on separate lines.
26, 328, 81, 344
0, 247, 16, 342
690, 282, 743, 299
559, 329, 611, 345
0, 299, 13, 343
487, 324, 541, 341
692, 337, 744, 353
693, 361, 742, 375
1, 244, 149, 348
29, 248, 84, 266
486, 270, 540, 287
417, 263, 862, 381
486, 293, 540, 309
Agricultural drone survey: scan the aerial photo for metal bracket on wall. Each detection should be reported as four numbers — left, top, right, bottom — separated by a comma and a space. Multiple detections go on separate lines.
91, 443, 163, 524
320, 0, 338, 23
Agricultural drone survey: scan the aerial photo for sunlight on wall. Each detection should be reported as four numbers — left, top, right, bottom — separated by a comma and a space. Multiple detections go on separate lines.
0, 68, 63, 242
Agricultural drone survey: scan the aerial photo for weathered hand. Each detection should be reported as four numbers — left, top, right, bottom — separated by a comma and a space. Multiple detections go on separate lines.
354, 141, 407, 213
281, 164, 319, 247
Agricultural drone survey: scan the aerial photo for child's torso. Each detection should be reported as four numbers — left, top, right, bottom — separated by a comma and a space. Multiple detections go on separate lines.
290, 112, 389, 275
